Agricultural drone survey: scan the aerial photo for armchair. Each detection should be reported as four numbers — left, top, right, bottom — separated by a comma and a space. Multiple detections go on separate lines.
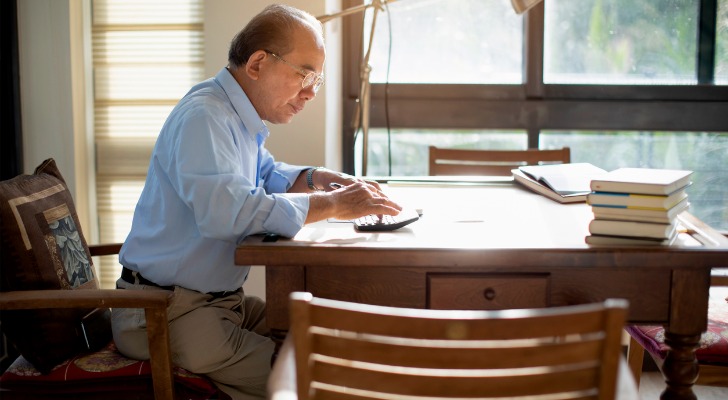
0, 159, 226, 399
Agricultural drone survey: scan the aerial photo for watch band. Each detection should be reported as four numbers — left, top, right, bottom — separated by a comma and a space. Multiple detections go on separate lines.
306, 167, 323, 191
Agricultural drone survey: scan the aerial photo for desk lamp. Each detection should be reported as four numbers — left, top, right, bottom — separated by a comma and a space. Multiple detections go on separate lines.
317, 0, 544, 175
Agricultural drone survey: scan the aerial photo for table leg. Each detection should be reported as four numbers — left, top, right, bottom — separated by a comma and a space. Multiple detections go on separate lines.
271, 328, 288, 350
265, 265, 304, 362
270, 328, 288, 365
659, 332, 701, 400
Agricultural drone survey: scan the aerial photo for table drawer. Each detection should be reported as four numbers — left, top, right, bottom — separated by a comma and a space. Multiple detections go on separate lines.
428, 273, 550, 310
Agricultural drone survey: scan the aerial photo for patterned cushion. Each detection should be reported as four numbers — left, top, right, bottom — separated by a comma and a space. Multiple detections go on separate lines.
0, 159, 106, 373
626, 296, 728, 364
0, 341, 230, 400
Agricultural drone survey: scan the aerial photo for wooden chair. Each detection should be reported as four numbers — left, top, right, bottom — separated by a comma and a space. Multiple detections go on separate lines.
626, 269, 728, 388
0, 243, 178, 400
0, 159, 226, 399
428, 145, 571, 176
0, 250, 229, 400
268, 292, 638, 400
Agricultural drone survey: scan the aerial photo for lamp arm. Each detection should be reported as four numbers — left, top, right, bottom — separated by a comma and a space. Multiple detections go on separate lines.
316, 0, 391, 23
355, 4, 382, 175
318, 3, 372, 23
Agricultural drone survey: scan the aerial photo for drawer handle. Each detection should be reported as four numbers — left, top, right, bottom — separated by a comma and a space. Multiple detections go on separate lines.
483, 287, 496, 301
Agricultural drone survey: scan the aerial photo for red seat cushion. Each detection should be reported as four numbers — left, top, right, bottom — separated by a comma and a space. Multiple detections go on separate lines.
0, 341, 229, 400
626, 296, 728, 364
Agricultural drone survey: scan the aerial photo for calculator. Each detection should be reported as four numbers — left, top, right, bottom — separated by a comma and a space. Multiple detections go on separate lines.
353, 208, 421, 232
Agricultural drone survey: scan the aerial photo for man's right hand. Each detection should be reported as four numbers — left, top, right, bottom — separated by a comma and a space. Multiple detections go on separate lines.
305, 181, 402, 224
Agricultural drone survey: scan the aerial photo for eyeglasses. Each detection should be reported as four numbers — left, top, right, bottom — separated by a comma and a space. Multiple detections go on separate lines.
265, 51, 324, 93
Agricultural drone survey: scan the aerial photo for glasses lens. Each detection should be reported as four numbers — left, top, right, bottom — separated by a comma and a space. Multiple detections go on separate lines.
302, 73, 315, 89
313, 77, 324, 92
301, 73, 324, 93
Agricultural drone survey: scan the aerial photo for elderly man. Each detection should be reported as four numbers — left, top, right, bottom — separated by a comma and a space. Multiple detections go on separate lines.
111, 4, 402, 399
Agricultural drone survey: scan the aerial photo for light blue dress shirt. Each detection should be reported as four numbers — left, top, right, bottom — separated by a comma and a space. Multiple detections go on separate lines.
119, 67, 310, 293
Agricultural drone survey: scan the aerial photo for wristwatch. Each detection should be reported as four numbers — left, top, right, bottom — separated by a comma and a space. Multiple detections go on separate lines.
306, 167, 324, 191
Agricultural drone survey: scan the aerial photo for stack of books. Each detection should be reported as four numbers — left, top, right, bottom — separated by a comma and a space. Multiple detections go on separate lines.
585, 168, 693, 246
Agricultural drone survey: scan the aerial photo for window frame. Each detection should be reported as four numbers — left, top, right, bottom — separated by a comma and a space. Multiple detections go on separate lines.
340, 0, 728, 174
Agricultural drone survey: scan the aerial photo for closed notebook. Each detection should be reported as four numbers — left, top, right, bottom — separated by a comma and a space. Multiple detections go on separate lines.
588, 219, 677, 239
590, 168, 692, 195
587, 189, 688, 210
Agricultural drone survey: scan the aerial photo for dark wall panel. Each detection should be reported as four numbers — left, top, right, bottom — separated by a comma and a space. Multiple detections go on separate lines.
1, 0, 23, 181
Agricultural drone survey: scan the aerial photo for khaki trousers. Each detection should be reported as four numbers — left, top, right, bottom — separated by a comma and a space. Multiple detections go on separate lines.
112, 278, 275, 400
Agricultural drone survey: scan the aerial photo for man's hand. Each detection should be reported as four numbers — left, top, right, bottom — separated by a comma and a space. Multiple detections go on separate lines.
308, 168, 383, 193
306, 181, 402, 223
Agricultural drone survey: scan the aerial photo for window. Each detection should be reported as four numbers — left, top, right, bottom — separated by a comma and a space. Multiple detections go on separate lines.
544, 1, 698, 84
718, 0, 728, 83
365, 0, 525, 84
343, 0, 728, 231
92, 0, 203, 287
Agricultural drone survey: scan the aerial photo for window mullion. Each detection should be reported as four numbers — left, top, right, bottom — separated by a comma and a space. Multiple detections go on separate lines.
523, 3, 544, 149
698, 0, 718, 84
524, 2, 545, 100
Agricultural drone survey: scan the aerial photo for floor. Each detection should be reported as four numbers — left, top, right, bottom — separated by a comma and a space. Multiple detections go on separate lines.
637, 284, 728, 399
639, 372, 728, 399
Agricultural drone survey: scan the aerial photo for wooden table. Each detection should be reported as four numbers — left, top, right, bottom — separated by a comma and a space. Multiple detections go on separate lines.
236, 180, 728, 400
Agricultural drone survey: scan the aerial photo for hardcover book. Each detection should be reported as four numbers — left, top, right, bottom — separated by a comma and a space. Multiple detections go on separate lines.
591, 198, 689, 224
588, 219, 677, 240
587, 189, 688, 210
585, 230, 679, 246
590, 168, 692, 195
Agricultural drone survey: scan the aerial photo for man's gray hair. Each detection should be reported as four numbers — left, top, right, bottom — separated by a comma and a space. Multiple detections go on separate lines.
228, 4, 323, 67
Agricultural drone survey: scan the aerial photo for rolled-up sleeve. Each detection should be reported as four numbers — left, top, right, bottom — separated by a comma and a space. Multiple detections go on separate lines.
258, 145, 309, 194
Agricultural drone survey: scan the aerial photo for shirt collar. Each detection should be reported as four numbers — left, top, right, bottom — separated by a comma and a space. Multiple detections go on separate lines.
214, 67, 270, 140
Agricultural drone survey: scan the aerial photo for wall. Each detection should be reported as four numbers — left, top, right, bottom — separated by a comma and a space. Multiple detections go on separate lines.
17, 0, 344, 298
16, 0, 95, 238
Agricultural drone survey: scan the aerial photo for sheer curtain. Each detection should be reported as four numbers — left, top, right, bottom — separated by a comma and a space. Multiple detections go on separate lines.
92, 0, 203, 287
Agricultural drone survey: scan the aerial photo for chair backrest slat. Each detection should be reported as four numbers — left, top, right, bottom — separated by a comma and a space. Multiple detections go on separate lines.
313, 332, 605, 368
429, 146, 571, 176
312, 360, 601, 398
309, 300, 613, 339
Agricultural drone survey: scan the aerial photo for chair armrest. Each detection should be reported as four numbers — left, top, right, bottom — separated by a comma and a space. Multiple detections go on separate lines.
267, 335, 298, 400
0, 289, 175, 400
0, 289, 170, 310
88, 242, 123, 257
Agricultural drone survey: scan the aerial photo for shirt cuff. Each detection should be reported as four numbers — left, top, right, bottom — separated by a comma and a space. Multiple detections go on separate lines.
266, 165, 310, 193
263, 193, 310, 238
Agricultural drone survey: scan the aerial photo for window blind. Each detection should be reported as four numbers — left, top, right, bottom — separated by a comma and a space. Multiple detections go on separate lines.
92, 0, 203, 288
